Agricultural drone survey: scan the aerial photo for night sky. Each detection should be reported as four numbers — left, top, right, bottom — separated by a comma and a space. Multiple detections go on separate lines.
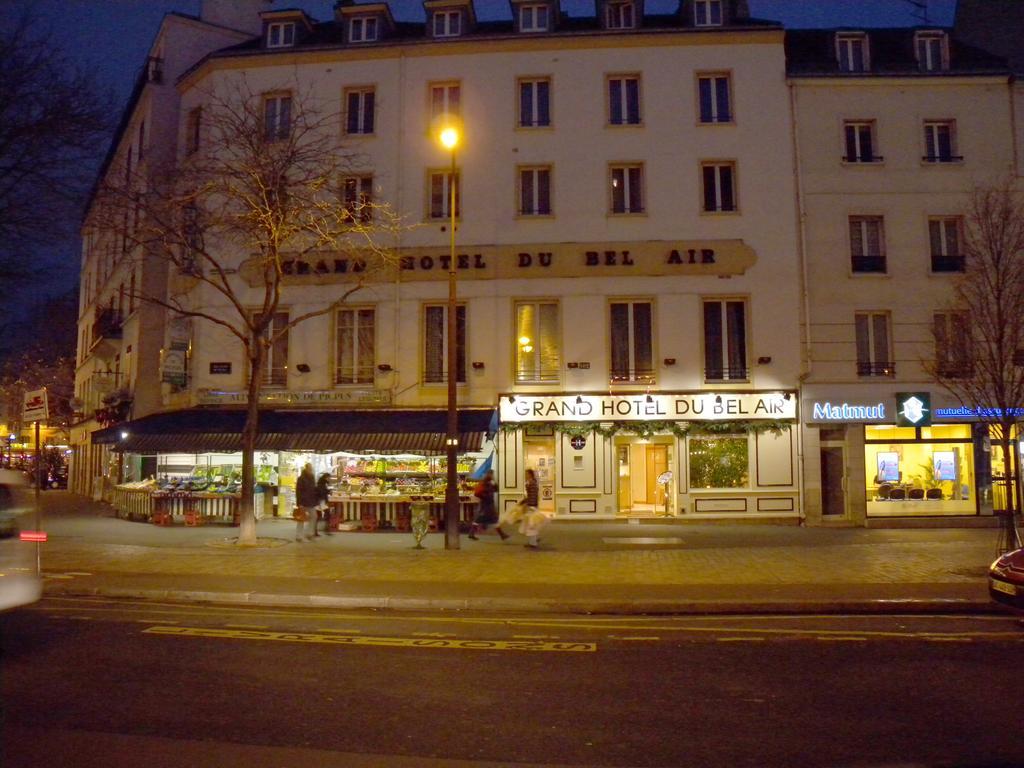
15, 0, 958, 312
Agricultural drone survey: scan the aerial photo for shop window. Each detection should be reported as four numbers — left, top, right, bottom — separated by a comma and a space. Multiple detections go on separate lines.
336, 307, 375, 385
703, 298, 747, 381
424, 304, 466, 384
689, 435, 749, 489
865, 429, 976, 516
609, 300, 653, 383
515, 301, 560, 383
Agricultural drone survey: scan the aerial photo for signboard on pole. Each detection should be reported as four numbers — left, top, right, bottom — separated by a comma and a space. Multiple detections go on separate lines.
22, 389, 49, 422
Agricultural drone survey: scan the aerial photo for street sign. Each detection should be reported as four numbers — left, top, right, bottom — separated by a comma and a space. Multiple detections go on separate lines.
22, 389, 48, 422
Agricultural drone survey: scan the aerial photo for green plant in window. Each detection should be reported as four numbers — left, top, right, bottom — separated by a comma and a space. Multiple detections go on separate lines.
689, 436, 749, 489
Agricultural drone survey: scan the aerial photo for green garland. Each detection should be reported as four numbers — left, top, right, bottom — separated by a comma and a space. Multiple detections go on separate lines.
500, 419, 792, 439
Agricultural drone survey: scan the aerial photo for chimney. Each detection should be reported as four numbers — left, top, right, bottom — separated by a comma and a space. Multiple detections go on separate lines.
200, 0, 274, 36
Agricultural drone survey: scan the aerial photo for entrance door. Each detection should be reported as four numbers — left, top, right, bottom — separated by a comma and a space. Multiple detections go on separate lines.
820, 445, 847, 517
617, 439, 673, 516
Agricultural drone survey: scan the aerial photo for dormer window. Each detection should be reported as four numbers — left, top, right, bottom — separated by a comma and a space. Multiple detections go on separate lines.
433, 9, 462, 37
519, 3, 550, 33
836, 33, 869, 73
694, 0, 723, 27
267, 22, 296, 48
350, 16, 378, 42
915, 31, 949, 72
606, 1, 635, 30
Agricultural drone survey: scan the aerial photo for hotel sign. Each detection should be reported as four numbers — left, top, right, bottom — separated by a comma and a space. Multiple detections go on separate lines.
500, 393, 795, 423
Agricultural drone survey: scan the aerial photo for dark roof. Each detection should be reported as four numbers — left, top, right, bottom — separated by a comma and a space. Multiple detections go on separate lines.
954, 0, 1024, 76
785, 27, 1008, 77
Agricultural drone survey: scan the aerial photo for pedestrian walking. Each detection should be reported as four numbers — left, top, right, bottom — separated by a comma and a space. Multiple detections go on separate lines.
295, 463, 318, 542
315, 472, 332, 536
521, 468, 541, 549
468, 470, 508, 541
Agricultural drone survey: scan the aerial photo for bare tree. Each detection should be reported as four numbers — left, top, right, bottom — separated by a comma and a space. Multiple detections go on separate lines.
0, 10, 112, 283
924, 181, 1024, 552
94, 79, 403, 544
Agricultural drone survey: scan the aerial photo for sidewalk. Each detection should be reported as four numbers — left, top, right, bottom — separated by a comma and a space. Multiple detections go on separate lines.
31, 492, 1003, 615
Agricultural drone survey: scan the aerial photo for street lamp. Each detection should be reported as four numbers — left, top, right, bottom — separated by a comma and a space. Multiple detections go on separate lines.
438, 121, 461, 550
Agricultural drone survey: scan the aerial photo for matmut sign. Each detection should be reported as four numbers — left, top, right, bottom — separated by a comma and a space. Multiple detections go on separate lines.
500, 393, 795, 423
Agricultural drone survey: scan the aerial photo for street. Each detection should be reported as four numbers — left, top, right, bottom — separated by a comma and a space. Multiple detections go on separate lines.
3, 598, 1023, 768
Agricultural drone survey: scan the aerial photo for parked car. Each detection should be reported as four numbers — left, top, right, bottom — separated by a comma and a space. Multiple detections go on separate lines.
989, 547, 1024, 612
0, 469, 42, 610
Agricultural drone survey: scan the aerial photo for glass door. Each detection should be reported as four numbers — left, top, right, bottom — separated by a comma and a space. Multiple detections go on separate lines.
820, 445, 847, 517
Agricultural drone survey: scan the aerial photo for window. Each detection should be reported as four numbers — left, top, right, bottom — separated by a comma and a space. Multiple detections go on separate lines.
849, 216, 886, 273
349, 16, 378, 42
924, 121, 960, 163
519, 3, 549, 32
836, 33, 868, 72
263, 94, 292, 142
701, 162, 737, 212
916, 31, 948, 72
342, 175, 373, 223
429, 170, 460, 219
694, 0, 723, 27
697, 73, 731, 124
255, 311, 290, 386
689, 436, 749, 489
606, 1, 635, 29
609, 164, 643, 214
608, 75, 641, 125
518, 78, 551, 128
185, 107, 201, 155
843, 121, 880, 163
336, 308, 375, 384
430, 82, 461, 120
609, 301, 653, 383
929, 217, 963, 272
703, 299, 747, 381
934, 312, 971, 378
855, 312, 893, 377
433, 10, 462, 37
267, 22, 296, 48
344, 88, 375, 135
424, 304, 466, 383
519, 166, 551, 216
515, 301, 560, 383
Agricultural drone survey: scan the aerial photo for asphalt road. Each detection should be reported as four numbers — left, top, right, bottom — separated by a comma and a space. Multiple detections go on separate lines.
3, 599, 1023, 768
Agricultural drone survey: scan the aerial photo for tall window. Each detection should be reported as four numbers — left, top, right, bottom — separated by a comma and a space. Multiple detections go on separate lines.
185, 107, 202, 155
855, 312, 892, 377
433, 10, 462, 37
519, 3, 550, 32
519, 166, 551, 216
342, 175, 373, 223
836, 33, 868, 72
703, 299, 747, 381
515, 301, 560, 383
609, 164, 643, 214
609, 301, 653, 383
916, 32, 948, 72
345, 88, 376, 135
924, 121, 959, 163
694, 0, 723, 26
424, 304, 466, 383
429, 170, 460, 219
349, 16, 378, 42
701, 162, 737, 212
430, 82, 461, 119
605, 1, 635, 29
255, 311, 290, 386
518, 78, 551, 127
263, 94, 292, 142
934, 312, 971, 378
843, 121, 879, 163
929, 217, 963, 272
336, 307, 375, 384
266, 22, 296, 48
849, 216, 886, 273
608, 75, 641, 125
697, 73, 731, 124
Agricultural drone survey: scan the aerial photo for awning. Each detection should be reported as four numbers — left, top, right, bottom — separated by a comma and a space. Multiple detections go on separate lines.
91, 408, 496, 454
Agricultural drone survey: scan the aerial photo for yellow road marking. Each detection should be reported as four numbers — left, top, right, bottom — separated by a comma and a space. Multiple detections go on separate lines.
143, 626, 596, 652
816, 637, 868, 642
608, 636, 660, 641
224, 624, 269, 629
716, 637, 765, 642
316, 628, 362, 634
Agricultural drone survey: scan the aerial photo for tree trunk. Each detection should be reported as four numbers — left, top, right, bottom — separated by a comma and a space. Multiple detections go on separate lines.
998, 424, 1020, 552
236, 344, 264, 545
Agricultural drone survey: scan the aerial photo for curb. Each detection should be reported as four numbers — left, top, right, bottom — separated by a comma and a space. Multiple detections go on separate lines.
44, 584, 1002, 616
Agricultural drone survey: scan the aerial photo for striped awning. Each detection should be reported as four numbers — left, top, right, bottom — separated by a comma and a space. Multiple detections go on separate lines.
92, 408, 496, 455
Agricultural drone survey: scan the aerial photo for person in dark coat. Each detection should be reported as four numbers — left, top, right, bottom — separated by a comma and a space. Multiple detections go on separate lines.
315, 472, 332, 536
468, 470, 508, 541
295, 463, 318, 542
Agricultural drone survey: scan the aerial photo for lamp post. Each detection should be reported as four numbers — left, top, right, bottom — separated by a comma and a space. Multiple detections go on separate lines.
439, 124, 460, 550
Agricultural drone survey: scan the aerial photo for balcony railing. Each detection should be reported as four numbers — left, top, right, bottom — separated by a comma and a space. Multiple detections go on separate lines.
91, 309, 123, 343
931, 254, 965, 273
843, 154, 884, 163
705, 366, 749, 382
851, 255, 887, 273
610, 368, 655, 384
857, 361, 895, 377
936, 362, 973, 379
922, 154, 963, 163
515, 366, 560, 384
